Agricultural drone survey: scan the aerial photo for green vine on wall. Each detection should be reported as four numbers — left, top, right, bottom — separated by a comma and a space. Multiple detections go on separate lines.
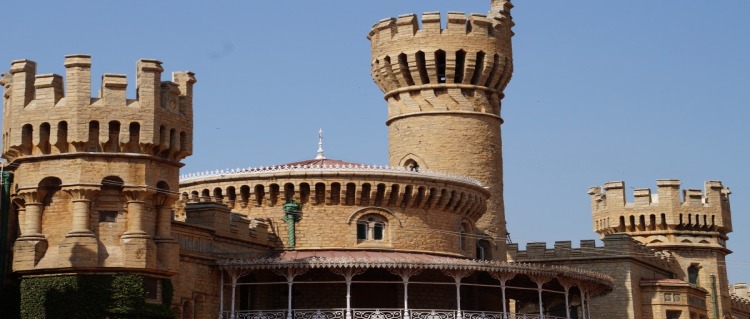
20, 274, 174, 319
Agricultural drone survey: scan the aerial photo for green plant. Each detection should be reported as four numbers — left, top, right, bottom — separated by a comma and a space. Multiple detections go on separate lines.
19, 274, 174, 319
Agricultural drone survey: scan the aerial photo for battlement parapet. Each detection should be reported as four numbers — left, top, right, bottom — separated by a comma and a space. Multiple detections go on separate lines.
178, 202, 274, 246
369, 10, 514, 120
732, 293, 750, 314
1, 55, 195, 163
588, 180, 732, 236
368, 11, 511, 46
507, 234, 677, 271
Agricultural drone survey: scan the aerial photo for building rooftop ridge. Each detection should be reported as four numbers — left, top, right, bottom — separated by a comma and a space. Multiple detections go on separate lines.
180, 162, 482, 186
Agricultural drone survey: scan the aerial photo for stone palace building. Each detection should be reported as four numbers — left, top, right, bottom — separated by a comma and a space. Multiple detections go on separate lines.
1, 1, 748, 319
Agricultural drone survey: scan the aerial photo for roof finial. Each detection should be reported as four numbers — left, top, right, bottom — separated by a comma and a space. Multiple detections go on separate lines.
315, 128, 326, 160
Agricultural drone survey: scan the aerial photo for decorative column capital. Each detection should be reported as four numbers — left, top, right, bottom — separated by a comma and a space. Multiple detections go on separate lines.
557, 277, 577, 291
153, 192, 178, 208
441, 269, 473, 283
123, 187, 156, 202
16, 188, 47, 205
528, 274, 553, 288
490, 271, 516, 284
388, 268, 422, 281
62, 186, 100, 201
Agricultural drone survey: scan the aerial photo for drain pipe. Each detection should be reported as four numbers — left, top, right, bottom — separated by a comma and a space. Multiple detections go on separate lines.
0, 169, 13, 284
710, 274, 719, 319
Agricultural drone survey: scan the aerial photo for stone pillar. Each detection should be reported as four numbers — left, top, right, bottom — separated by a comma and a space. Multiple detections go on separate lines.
58, 186, 99, 267
154, 193, 178, 272
121, 188, 157, 269
13, 190, 48, 271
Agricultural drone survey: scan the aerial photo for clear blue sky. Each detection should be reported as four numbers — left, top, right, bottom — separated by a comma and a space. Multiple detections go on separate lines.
2, 1, 749, 284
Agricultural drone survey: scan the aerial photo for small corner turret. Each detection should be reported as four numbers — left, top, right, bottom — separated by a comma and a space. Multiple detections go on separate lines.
1, 55, 195, 163
588, 179, 732, 246
3, 55, 195, 275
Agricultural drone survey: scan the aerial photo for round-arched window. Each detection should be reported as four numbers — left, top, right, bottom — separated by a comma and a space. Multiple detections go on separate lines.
356, 215, 387, 241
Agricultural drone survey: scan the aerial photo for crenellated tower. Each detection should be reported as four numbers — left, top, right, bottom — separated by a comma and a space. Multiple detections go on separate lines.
368, 1, 514, 259
589, 180, 733, 317
0, 55, 195, 275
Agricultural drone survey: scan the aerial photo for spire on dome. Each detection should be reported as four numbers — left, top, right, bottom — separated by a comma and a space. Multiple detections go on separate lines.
315, 128, 326, 160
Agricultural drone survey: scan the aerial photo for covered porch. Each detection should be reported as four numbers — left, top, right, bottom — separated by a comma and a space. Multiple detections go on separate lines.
217, 251, 613, 319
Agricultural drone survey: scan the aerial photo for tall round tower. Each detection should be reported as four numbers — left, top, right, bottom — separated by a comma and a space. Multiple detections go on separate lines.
1, 55, 195, 275
368, 1, 514, 259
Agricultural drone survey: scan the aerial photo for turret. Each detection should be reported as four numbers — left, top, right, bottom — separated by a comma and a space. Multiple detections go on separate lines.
2, 55, 195, 275
588, 179, 734, 316
368, 1, 513, 259
1, 54, 194, 162
589, 180, 732, 242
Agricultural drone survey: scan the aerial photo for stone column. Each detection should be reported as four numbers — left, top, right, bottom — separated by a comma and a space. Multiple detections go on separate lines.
123, 188, 153, 239
64, 187, 99, 236
154, 193, 178, 272
121, 187, 157, 269
13, 190, 48, 270
58, 186, 99, 267
18, 190, 46, 238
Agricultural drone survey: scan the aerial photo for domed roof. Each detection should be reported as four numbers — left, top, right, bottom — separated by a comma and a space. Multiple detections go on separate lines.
278, 157, 366, 167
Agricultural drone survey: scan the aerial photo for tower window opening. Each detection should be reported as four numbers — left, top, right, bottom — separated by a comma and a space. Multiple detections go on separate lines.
240, 185, 250, 203
314, 183, 325, 205
476, 239, 491, 260
99, 211, 118, 223
455, 50, 466, 83
88, 121, 100, 152
360, 183, 371, 206
397, 53, 415, 86
470, 51, 486, 85
459, 223, 469, 251
436, 50, 447, 83
39, 122, 51, 154
269, 184, 280, 206
405, 159, 420, 172
356, 215, 387, 242
415, 51, 429, 84
57, 121, 69, 153
688, 265, 700, 286
300, 183, 311, 204
227, 186, 236, 202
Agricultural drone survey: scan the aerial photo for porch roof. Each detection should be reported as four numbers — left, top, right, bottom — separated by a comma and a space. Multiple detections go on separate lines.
217, 250, 614, 295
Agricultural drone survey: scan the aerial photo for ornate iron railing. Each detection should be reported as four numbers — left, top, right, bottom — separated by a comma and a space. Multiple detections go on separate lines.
353, 309, 403, 319
294, 309, 346, 319
235, 310, 287, 319
224, 310, 568, 319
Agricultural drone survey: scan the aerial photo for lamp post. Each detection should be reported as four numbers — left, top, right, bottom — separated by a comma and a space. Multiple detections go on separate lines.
282, 199, 302, 248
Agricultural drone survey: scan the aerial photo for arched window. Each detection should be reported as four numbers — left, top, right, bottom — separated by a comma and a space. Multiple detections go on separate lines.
404, 159, 420, 172
356, 215, 386, 241
476, 239, 492, 261
459, 224, 469, 251
688, 265, 700, 286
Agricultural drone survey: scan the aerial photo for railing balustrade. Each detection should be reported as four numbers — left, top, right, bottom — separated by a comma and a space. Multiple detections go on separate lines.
293, 309, 346, 319
409, 309, 456, 319
224, 310, 568, 319
353, 309, 403, 319
235, 310, 287, 319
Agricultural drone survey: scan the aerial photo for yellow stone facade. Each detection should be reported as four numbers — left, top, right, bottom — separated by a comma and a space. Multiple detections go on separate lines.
0, 1, 747, 319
